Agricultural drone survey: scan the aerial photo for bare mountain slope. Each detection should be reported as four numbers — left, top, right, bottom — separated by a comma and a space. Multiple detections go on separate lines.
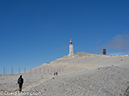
24, 52, 129, 96
1, 52, 129, 96
36, 52, 129, 72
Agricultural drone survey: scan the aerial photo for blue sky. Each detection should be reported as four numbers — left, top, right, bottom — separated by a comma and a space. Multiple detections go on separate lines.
0, 0, 129, 74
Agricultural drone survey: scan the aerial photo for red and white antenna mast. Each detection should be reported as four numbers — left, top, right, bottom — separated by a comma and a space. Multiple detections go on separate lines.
69, 37, 74, 56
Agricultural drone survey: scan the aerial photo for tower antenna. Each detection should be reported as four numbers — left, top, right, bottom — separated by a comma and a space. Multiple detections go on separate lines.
68, 37, 74, 56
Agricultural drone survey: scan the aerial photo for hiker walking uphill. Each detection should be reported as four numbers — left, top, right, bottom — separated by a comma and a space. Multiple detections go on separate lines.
18, 75, 24, 92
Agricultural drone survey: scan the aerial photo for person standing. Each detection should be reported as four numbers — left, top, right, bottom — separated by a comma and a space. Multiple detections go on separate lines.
17, 75, 24, 92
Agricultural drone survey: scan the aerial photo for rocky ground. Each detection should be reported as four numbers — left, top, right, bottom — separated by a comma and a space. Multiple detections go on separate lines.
1, 52, 129, 96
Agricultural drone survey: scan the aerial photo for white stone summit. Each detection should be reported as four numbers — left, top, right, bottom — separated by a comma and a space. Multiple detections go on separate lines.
1, 52, 129, 96
68, 37, 74, 56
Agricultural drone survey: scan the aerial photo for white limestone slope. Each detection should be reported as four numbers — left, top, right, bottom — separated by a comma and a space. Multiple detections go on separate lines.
1, 52, 129, 96
23, 52, 129, 96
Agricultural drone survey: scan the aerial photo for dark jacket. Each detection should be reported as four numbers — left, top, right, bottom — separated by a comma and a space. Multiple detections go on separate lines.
18, 76, 24, 84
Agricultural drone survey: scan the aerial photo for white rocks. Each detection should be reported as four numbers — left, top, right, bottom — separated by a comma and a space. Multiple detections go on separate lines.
1, 52, 129, 96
